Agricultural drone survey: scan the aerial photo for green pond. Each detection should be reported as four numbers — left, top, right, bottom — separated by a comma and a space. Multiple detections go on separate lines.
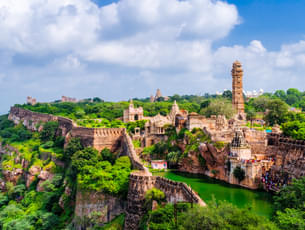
154, 171, 274, 218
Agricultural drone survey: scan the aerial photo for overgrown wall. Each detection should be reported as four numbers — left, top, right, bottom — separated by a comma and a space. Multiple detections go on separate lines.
124, 172, 205, 230
9, 107, 124, 151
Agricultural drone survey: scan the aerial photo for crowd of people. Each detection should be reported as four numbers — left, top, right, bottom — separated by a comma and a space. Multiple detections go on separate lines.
261, 170, 289, 191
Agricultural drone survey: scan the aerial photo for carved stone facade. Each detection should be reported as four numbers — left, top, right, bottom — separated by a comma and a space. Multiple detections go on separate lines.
232, 61, 245, 116
144, 101, 188, 146
123, 101, 144, 123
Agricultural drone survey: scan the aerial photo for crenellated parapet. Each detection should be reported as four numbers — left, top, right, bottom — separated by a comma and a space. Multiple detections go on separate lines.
267, 133, 305, 180
267, 133, 305, 149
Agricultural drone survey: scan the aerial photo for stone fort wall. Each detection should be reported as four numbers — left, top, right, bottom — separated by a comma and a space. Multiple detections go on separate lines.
9, 107, 124, 151
267, 133, 305, 179
124, 172, 205, 230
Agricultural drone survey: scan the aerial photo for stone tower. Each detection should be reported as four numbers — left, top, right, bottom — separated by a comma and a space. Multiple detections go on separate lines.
232, 61, 244, 115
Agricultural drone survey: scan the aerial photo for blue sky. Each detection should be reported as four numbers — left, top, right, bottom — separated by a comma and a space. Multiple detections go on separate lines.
1, 0, 305, 114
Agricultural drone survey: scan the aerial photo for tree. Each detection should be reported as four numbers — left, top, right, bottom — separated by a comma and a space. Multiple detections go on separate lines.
144, 188, 166, 211
167, 151, 181, 167
200, 100, 210, 109
286, 94, 299, 105
93, 97, 103, 102
275, 208, 305, 230
249, 96, 271, 112
200, 99, 235, 119
40, 121, 59, 142
101, 148, 116, 165
274, 90, 286, 100
264, 99, 289, 126
233, 166, 245, 183
145, 201, 278, 230
179, 201, 278, 230
222, 90, 232, 100
287, 88, 301, 98
274, 176, 305, 212
71, 147, 99, 173
246, 109, 256, 127
64, 137, 83, 160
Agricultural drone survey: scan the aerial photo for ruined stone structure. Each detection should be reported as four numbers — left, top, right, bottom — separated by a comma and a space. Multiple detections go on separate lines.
232, 61, 245, 117
9, 107, 123, 152
123, 100, 144, 123
26, 96, 37, 106
61, 96, 77, 103
124, 172, 205, 230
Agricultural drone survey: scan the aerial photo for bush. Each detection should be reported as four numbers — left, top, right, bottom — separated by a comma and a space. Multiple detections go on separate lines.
64, 137, 83, 160
77, 156, 131, 195
40, 121, 59, 142
144, 188, 165, 210
41, 141, 54, 149
71, 147, 99, 173
101, 148, 116, 165
233, 166, 245, 183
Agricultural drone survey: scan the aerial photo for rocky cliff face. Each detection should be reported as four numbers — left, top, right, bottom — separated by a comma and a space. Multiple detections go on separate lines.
73, 190, 125, 229
0, 143, 26, 186
179, 143, 229, 181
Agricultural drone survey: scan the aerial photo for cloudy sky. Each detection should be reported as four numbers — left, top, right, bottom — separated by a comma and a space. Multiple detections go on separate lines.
1, 0, 305, 114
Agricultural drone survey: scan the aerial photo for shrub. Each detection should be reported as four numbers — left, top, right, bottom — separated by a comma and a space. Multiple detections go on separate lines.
233, 166, 245, 183
41, 141, 54, 149
40, 121, 59, 142
101, 148, 116, 165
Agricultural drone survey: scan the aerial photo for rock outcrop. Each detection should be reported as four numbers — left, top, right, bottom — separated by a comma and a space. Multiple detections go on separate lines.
179, 143, 228, 180
26, 165, 41, 187
73, 190, 125, 229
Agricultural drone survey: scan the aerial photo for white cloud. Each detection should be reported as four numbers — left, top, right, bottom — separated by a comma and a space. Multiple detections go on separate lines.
1, 0, 305, 114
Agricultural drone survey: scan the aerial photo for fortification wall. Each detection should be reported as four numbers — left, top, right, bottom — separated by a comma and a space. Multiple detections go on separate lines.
122, 131, 149, 172
124, 172, 205, 230
8, 107, 146, 170
8, 107, 125, 152
267, 133, 305, 179
9, 107, 58, 132
93, 128, 124, 152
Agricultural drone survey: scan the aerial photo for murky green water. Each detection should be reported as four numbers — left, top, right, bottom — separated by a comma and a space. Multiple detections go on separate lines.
154, 171, 274, 218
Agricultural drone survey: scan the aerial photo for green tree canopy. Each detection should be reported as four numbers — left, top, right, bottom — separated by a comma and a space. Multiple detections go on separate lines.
264, 99, 289, 126
233, 166, 245, 183
200, 99, 235, 119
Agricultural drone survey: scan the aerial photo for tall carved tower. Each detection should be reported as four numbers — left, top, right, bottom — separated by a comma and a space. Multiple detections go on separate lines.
232, 61, 244, 114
